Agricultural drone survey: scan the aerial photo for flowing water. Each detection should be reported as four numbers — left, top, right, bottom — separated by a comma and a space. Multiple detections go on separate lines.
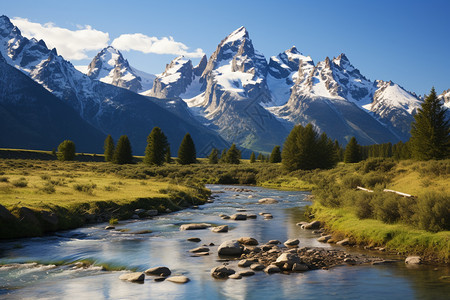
0, 185, 448, 299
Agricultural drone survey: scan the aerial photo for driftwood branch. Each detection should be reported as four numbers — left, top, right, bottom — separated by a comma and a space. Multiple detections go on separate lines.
356, 186, 373, 193
356, 186, 414, 198
383, 189, 414, 198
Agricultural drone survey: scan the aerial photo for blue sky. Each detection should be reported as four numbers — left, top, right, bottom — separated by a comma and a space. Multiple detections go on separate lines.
2, 0, 449, 96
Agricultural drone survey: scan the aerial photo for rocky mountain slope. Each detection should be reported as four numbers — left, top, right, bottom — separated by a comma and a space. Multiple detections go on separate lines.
0, 15, 227, 154
0, 53, 105, 152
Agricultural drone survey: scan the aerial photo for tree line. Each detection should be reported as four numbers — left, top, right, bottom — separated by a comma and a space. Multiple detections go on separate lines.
56, 87, 448, 167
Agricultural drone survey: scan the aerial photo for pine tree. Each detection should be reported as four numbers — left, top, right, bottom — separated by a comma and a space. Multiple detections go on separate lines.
165, 145, 172, 163
334, 140, 343, 162
113, 135, 133, 164
178, 133, 196, 165
225, 143, 240, 164
257, 152, 263, 162
208, 148, 219, 164
144, 127, 168, 165
410, 87, 450, 160
219, 149, 227, 163
249, 152, 256, 163
57, 140, 76, 161
104, 135, 115, 162
269, 146, 281, 163
344, 137, 361, 163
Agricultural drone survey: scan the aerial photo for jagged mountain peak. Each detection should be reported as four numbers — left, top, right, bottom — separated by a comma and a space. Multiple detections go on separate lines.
86, 45, 155, 93
223, 26, 249, 45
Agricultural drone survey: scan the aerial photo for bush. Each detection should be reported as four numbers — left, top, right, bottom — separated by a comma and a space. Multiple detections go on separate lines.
0, 176, 9, 182
73, 183, 97, 195
40, 182, 56, 194
11, 178, 27, 188
372, 193, 400, 224
40, 174, 51, 181
342, 175, 362, 189
57, 140, 76, 161
109, 218, 118, 225
354, 193, 373, 219
413, 192, 450, 232
361, 158, 396, 174
362, 173, 389, 188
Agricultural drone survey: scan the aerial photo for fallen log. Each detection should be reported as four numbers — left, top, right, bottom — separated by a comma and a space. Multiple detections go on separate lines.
356, 186, 374, 193
383, 189, 414, 198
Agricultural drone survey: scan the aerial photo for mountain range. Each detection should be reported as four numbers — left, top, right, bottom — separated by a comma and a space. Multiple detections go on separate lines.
0, 15, 447, 155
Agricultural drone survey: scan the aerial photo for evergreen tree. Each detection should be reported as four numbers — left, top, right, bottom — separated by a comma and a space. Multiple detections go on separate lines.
113, 135, 133, 164
257, 152, 263, 162
165, 145, 172, 163
208, 148, 219, 164
334, 140, 343, 162
144, 127, 168, 165
178, 133, 196, 165
269, 146, 281, 163
410, 87, 449, 160
104, 135, 115, 162
316, 132, 337, 169
220, 149, 227, 163
282, 125, 302, 171
344, 137, 361, 163
249, 152, 256, 163
225, 143, 240, 164
57, 140, 76, 161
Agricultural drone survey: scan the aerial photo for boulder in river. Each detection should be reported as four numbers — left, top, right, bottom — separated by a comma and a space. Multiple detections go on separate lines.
250, 263, 265, 271
238, 237, 258, 245
263, 214, 273, 219
145, 266, 171, 277
247, 214, 257, 219
187, 237, 201, 242
211, 265, 236, 278
167, 276, 190, 283
238, 259, 256, 267
180, 223, 210, 230
238, 270, 256, 276
292, 263, 309, 271
275, 253, 302, 265
228, 273, 242, 279
284, 239, 300, 246
336, 238, 350, 246
302, 220, 321, 229
218, 240, 243, 256
264, 265, 281, 273
317, 235, 332, 243
211, 225, 228, 233
230, 214, 247, 221
268, 240, 281, 245
405, 256, 422, 265
119, 272, 145, 282
258, 198, 278, 204
189, 247, 209, 253
146, 209, 158, 217
105, 225, 115, 230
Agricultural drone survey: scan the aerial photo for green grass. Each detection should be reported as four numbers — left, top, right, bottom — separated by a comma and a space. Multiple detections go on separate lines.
312, 203, 450, 263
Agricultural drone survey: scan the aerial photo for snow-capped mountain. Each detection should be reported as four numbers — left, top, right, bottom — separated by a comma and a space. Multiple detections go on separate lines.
148, 26, 421, 148
86, 46, 155, 93
439, 89, 450, 109
0, 15, 227, 154
0, 52, 105, 151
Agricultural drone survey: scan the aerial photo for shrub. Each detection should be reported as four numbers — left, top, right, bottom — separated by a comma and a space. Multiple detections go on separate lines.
372, 193, 400, 224
40, 174, 51, 181
40, 182, 56, 194
109, 218, 118, 225
342, 175, 362, 189
0, 176, 9, 182
413, 192, 450, 232
361, 158, 396, 174
11, 178, 28, 188
57, 140, 76, 161
73, 183, 97, 195
362, 173, 388, 188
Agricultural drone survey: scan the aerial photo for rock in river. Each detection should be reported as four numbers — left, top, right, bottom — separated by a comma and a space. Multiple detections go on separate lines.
218, 240, 243, 256
167, 276, 190, 283
258, 198, 278, 204
119, 272, 145, 282
264, 265, 281, 274
211, 225, 228, 233
405, 256, 422, 265
189, 247, 209, 253
284, 239, 299, 246
230, 214, 247, 220
180, 223, 210, 230
145, 266, 171, 277
187, 237, 201, 242
238, 237, 258, 245
211, 266, 236, 279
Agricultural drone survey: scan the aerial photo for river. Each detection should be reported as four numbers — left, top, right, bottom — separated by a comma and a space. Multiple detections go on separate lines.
0, 185, 448, 299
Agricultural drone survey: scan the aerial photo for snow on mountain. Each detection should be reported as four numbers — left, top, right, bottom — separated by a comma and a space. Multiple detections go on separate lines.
86, 46, 155, 93
266, 46, 314, 106
0, 15, 227, 154
439, 89, 450, 109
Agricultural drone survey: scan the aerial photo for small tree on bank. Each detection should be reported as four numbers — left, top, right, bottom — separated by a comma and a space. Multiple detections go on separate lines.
144, 127, 168, 166
344, 137, 361, 163
104, 135, 115, 162
269, 146, 281, 163
178, 133, 196, 165
410, 87, 449, 160
165, 145, 172, 163
225, 143, 240, 164
113, 135, 133, 164
57, 140, 76, 161
208, 148, 219, 164
250, 152, 256, 163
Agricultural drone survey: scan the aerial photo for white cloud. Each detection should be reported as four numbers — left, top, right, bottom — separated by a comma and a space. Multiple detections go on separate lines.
111, 33, 204, 58
11, 17, 110, 60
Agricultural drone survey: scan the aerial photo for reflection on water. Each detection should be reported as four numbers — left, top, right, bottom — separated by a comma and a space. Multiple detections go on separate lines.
0, 185, 449, 299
